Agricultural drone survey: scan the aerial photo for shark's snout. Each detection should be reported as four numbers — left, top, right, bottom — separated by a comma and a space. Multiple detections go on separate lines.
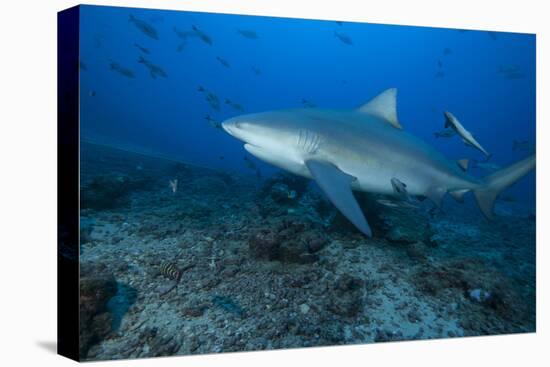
221, 119, 234, 135
222, 118, 247, 140
222, 118, 241, 138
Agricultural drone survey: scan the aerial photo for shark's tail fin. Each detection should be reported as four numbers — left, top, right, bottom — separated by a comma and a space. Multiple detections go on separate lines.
473, 154, 535, 219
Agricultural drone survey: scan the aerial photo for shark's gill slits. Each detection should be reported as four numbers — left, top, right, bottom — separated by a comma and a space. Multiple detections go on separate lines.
297, 129, 321, 154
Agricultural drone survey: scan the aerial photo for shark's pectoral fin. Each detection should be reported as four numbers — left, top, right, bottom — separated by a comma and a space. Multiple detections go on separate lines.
305, 160, 372, 237
425, 186, 447, 207
358, 88, 402, 129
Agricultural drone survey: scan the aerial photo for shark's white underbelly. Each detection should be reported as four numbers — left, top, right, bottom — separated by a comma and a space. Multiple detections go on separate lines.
245, 136, 472, 198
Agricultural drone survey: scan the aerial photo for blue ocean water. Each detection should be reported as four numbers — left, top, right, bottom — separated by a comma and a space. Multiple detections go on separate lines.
79, 5, 535, 208
76, 5, 536, 360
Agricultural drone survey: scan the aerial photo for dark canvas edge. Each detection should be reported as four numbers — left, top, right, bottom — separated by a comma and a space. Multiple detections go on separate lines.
57, 5, 81, 362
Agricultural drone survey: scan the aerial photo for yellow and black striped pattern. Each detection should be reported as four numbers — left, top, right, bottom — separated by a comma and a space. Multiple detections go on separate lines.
159, 262, 181, 281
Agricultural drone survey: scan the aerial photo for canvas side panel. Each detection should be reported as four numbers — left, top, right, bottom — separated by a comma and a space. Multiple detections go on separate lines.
57, 5, 80, 362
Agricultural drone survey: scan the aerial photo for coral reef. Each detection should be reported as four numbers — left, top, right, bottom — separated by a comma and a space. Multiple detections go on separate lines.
327, 274, 366, 317
80, 174, 154, 210
259, 171, 310, 201
79, 262, 117, 357
78, 142, 535, 360
248, 219, 328, 264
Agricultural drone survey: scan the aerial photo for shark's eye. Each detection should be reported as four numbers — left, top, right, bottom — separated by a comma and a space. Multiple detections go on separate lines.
234, 121, 243, 129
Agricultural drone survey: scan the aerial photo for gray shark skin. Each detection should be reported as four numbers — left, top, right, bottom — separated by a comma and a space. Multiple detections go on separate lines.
222, 89, 535, 236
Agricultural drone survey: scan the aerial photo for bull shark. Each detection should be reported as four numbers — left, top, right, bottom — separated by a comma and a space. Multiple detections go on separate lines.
221, 88, 535, 236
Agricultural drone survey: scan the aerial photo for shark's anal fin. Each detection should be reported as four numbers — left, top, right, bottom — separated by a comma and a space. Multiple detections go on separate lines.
457, 159, 469, 171
358, 88, 402, 129
305, 160, 372, 237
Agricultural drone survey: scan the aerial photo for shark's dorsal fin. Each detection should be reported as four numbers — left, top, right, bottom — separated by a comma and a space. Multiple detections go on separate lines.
358, 88, 402, 129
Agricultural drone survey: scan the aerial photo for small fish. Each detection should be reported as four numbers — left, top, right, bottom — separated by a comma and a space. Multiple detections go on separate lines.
301, 98, 316, 108
504, 72, 525, 80
109, 61, 135, 78
287, 190, 297, 199
376, 199, 418, 209
498, 65, 524, 80
498, 194, 517, 202
169, 179, 178, 193
434, 129, 456, 138
148, 14, 164, 23
205, 115, 222, 129
191, 25, 213, 45
237, 29, 258, 39
251, 66, 262, 75
472, 160, 501, 172
435, 70, 445, 79
243, 156, 257, 170
173, 27, 195, 41
205, 91, 221, 111
216, 56, 230, 68
498, 64, 521, 74
129, 14, 159, 40
174, 25, 213, 50
224, 99, 244, 112
138, 56, 167, 78
176, 43, 186, 52
198, 86, 221, 111
93, 34, 104, 49
173, 26, 196, 51
437, 59, 443, 68
443, 47, 452, 56
134, 43, 150, 54
334, 31, 353, 45
159, 262, 181, 281
512, 139, 534, 152
232, 103, 244, 112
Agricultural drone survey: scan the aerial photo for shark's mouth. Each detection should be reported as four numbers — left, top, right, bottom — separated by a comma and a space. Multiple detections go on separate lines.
243, 143, 262, 153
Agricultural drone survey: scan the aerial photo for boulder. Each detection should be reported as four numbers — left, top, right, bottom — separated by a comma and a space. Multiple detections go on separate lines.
79, 262, 117, 358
